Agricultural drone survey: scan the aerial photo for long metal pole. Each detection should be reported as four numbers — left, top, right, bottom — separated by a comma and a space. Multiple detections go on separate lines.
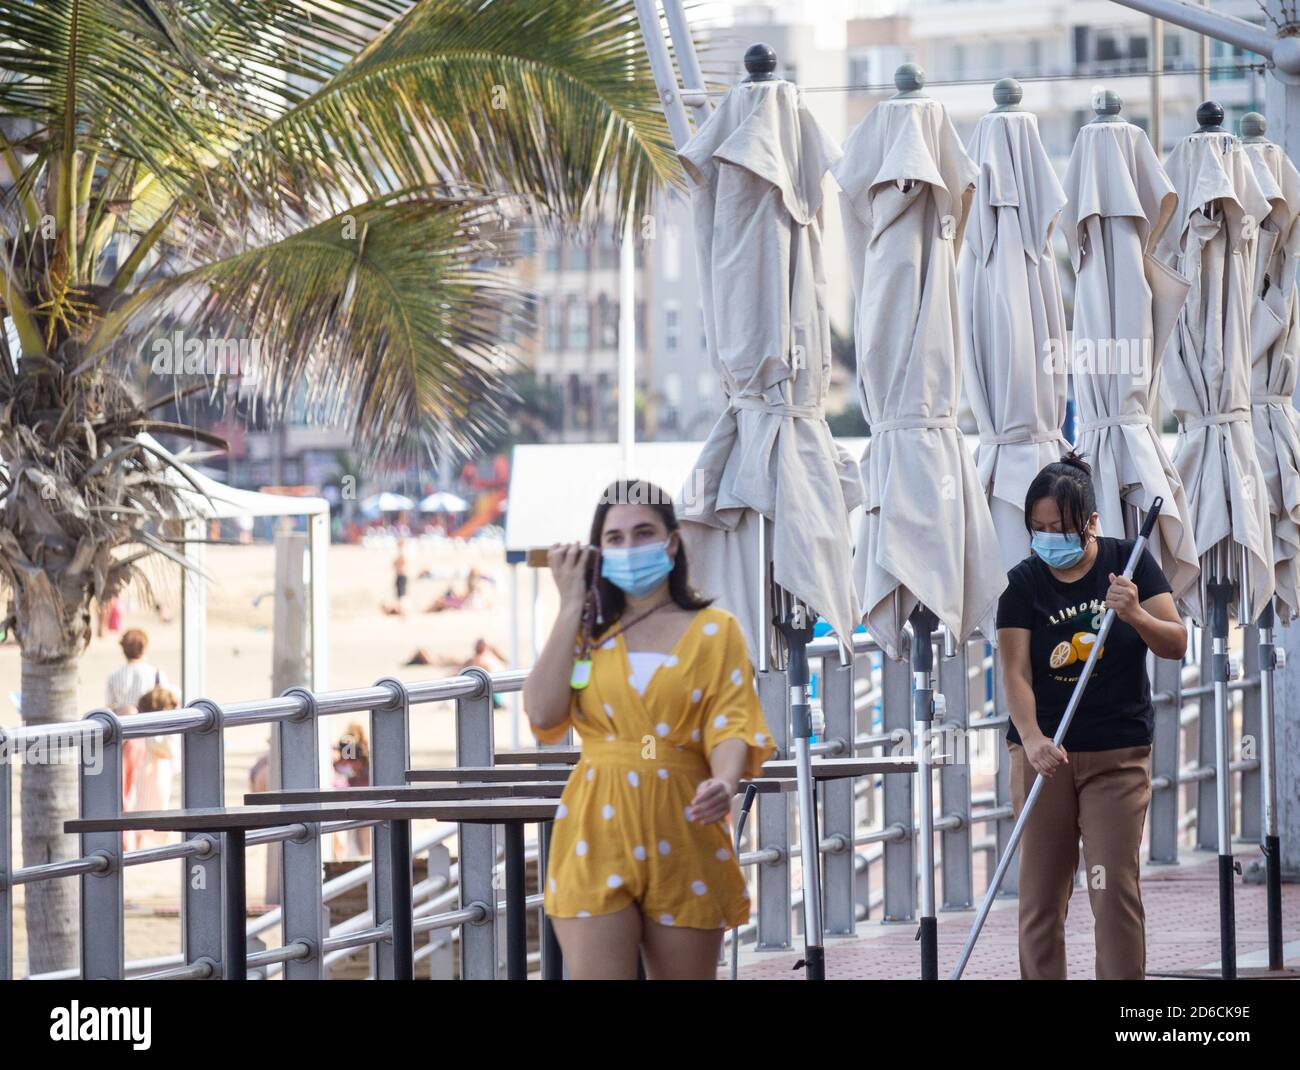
1198, 0, 1209, 104
951, 498, 1164, 979
1256, 600, 1283, 971
1150, 17, 1163, 155
911, 605, 939, 980
618, 210, 636, 477
1209, 558, 1236, 979
1107, 0, 1276, 60
780, 609, 824, 980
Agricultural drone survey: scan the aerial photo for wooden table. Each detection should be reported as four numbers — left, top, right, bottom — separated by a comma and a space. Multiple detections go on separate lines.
758, 756, 917, 779
246, 782, 566, 804
406, 766, 572, 783
67, 797, 558, 981
495, 748, 581, 765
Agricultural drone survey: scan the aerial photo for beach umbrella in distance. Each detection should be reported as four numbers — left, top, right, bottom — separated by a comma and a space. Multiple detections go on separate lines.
1061, 89, 1199, 599
674, 42, 865, 983
675, 50, 863, 662
418, 491, 469, 513
1242, 112, 1300, 620
958, 78, 1070, 571
360, 491, 416, 516
833, 63, 1004, 980
1154, 102, 1277, 981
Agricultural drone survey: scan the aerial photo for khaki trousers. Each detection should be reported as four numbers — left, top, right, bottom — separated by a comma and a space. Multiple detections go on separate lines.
1008, 742, 1152, 980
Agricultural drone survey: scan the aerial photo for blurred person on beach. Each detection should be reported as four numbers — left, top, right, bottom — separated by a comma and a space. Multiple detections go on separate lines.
122, 684, 181, 850
385, 537, 410, 619
407, 637, 508, 708
427, 566, 484, 612
106, 629, 170, 711
96, 595, 123, 638
331, 722, 371, 857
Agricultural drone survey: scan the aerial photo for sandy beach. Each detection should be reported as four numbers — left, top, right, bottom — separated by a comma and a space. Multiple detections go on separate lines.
0, 534, 559, 975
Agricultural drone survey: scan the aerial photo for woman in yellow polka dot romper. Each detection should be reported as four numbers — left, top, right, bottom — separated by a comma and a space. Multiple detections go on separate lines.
523, 479, 775, 979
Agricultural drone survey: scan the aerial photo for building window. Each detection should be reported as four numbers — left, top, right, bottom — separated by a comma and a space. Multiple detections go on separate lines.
597, 294, 618, 349
662, 222, 681, 282
567, 296, 590, 350
598, 225, 619, 270
544, 298, 563, 351
545, 242, 562, 272
665, 304, 680, 352
570, 242, 590, 272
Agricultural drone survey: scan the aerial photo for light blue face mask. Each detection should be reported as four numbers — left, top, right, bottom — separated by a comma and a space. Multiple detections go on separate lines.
601, 540, 673, 597
1030, 530, 1086, 569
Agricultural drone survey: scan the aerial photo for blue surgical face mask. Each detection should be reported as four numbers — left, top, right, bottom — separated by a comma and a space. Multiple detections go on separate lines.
601, 540, 673, 598
1030, 530, 1086, 569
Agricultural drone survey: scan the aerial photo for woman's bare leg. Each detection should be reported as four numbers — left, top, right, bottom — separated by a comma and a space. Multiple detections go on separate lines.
550, 905, 642, 979
641, 918, 723, 980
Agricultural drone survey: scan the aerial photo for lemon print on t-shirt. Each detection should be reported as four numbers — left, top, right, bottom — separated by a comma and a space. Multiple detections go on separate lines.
1049, 641, 1076, 669
1071, 630, 1103, 662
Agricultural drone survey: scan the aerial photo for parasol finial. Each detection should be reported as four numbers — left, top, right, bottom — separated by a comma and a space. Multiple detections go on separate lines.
1089, 87, 1125, 123
893, 63, 927, 98
992, 78, 1023, 112
1240, 111, 1269, 143
743, 43, 778, 82
1197, 100, 1227, 134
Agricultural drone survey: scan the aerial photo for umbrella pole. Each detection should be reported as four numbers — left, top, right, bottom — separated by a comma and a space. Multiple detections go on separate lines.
730, 784, 759, 980
1255, 598, 1284, 972
909, 604, 940, 980
1208, 564, 1237, 981
950, 497, 1164, 979
777, 603, 824, 980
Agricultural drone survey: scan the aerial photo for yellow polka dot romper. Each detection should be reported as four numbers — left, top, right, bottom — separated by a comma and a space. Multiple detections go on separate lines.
533, 606, 776, 929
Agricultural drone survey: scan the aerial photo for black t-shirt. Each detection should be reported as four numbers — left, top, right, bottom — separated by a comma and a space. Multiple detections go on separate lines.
995, 536, 1173, 752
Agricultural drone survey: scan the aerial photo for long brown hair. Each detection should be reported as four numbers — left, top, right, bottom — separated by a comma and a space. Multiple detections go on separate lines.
586, 480, 710, 639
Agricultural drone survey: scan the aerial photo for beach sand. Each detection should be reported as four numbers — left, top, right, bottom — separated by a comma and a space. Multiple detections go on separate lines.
0, 535, 559, 975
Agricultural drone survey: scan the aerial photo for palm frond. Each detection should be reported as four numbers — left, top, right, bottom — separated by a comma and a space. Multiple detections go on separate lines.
103, 191, 527, 460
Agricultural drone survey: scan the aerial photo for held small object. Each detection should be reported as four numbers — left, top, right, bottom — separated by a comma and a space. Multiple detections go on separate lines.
526, 545, 598, 568
950, 495, 1163, 980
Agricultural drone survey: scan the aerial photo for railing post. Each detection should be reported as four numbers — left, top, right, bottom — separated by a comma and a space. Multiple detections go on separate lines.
821, 652, 855, 936
0, 725, 10, 978
183, 700, 226, 973
755, 669, 791, 950
1149, 656, 1182, 863
1240, 626, 1261, 843
369, 678, 411, 980
1197, 626, 1217, 851
938, 636, 972, 910
426, 844, 454, 979
80, 710, 124, 979
278, 688, 324, 979
457, 667, 497, 978
881, 653, 914, 922
991, 658, 1018, 896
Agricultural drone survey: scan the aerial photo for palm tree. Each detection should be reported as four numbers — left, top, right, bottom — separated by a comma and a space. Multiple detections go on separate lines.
0, 0, 676, 972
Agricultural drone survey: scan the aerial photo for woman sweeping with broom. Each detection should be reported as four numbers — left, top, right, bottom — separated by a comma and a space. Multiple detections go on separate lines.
523, 480, 775, 979
996, 454, 1187, 979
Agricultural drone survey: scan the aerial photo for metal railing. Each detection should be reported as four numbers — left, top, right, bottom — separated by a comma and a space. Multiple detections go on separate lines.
0, 619, 1258, 978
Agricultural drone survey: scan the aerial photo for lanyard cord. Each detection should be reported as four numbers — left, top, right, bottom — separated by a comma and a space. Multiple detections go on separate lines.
580, 594, 674, 660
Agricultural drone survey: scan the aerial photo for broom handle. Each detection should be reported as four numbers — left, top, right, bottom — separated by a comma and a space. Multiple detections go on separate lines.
950, 497, 1164, 980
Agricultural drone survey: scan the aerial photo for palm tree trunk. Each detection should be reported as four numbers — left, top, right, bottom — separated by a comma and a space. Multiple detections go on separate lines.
19, 656, 80, 974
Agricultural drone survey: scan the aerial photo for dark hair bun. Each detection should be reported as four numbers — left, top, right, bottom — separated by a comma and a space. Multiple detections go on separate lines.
1059, 450, 1092, 477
